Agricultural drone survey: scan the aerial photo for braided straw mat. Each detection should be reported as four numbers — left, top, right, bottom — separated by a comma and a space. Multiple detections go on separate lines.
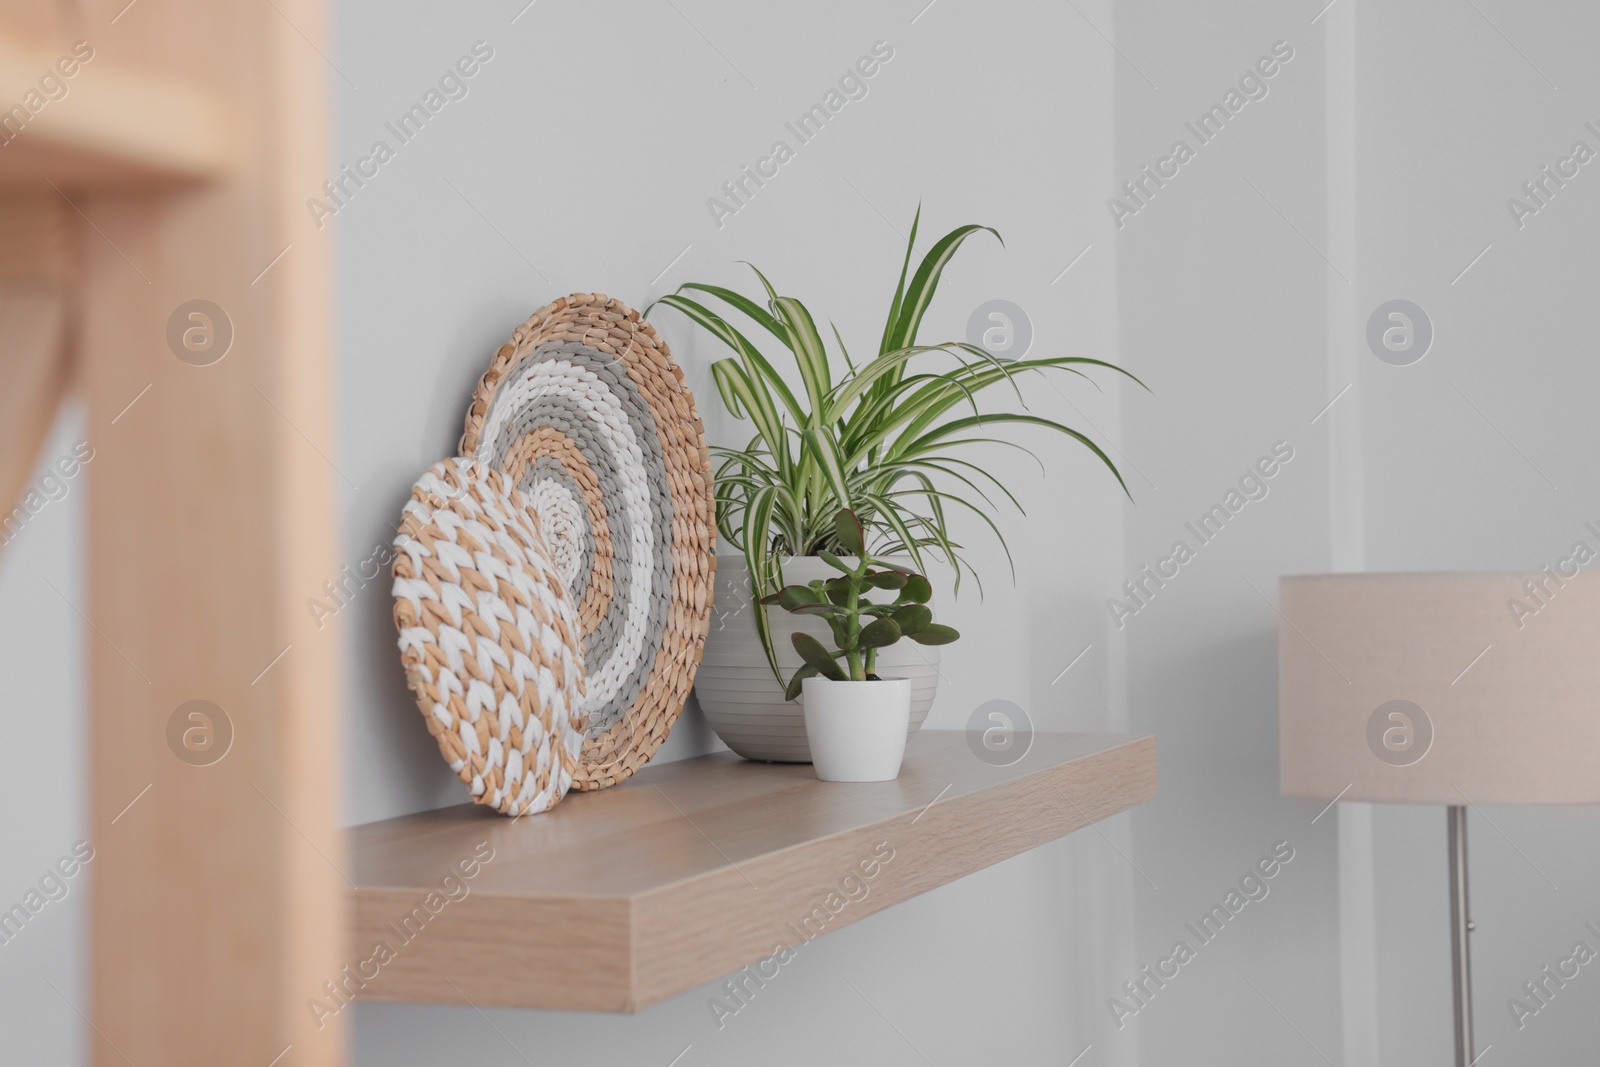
391, 457, 587, 816
460, 293, 716, 790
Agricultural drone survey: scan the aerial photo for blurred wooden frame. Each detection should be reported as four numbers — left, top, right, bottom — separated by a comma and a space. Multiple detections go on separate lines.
0, 2, 344, 1065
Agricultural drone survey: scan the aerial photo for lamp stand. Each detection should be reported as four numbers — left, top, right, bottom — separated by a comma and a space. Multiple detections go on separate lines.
1448, 805, 1475, 1067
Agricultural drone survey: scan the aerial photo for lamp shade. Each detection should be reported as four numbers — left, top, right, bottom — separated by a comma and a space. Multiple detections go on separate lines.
1279, 572, 1600, 805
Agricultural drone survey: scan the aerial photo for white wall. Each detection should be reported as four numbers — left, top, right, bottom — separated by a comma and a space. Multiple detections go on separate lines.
330, 2, 1132, 1065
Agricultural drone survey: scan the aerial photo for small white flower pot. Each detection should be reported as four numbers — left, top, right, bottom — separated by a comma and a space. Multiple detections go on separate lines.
801, 676, 912, 782
697, 556, 940, 763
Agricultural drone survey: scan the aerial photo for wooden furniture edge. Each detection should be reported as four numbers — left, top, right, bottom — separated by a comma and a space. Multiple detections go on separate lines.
0, 28, 233, 187
81, 2, 341, 1064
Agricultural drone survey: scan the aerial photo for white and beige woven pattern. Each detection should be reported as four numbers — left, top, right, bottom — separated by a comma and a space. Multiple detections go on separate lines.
460, 293, 716, 790
391, 458, 587, 817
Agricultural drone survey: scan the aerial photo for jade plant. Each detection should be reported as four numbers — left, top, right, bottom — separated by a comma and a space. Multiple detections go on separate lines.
764, 509, 959, 699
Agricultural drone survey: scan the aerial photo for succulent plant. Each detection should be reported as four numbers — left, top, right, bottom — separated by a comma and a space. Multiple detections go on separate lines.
763, 509, 959, 699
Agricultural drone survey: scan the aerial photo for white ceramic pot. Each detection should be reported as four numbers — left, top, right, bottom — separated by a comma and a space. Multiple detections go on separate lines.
695, 556, 941, 762
801, 676, 912, 782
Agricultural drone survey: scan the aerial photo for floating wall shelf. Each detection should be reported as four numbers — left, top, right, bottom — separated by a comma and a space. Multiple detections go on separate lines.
347, 730, 1157, 1012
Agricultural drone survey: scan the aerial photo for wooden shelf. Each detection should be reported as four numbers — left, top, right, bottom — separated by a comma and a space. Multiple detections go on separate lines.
0, 32, 230, 188
347, 730, 1157, 1012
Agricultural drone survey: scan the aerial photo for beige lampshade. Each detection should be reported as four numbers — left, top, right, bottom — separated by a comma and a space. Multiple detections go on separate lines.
1279, 572, 1600, 805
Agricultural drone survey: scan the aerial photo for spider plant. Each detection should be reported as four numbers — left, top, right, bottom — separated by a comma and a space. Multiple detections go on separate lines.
650, 206, 1140, 681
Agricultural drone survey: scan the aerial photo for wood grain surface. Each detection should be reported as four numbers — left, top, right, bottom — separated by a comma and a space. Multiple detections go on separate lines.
72, 1, 343, 1064
349, 731, 1157, 1012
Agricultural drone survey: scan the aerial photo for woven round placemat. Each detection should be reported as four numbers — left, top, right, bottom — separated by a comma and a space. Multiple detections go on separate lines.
391, 457, 588, 816
460, 292, 715, 790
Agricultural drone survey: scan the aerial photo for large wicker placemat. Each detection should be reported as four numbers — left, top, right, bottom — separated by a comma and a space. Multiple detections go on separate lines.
391, 457, 587, 816
460, 293, 715, 790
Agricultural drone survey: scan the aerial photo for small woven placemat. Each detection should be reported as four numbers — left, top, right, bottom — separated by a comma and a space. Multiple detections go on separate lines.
460, 293, 715, 790
391, 457, 587, 816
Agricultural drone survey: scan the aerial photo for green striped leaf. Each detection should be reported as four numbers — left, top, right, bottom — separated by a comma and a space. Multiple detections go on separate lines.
878, 203, 922, 360
677, 282, 788, 348
801, 428, 853, 513
772, 296, 832, 423
885, 224, 1001, 355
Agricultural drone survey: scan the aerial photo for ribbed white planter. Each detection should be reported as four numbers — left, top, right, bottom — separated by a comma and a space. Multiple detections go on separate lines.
696, 556, 940, 762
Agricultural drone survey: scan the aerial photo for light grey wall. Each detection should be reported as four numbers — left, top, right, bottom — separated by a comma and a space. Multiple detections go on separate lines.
1351, 0, 1600, 1062
0, 405, 89, 1065
1114, 0, 1600, 1064
330, 2, 1133, 1065
1111, 1, 1348, 1061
